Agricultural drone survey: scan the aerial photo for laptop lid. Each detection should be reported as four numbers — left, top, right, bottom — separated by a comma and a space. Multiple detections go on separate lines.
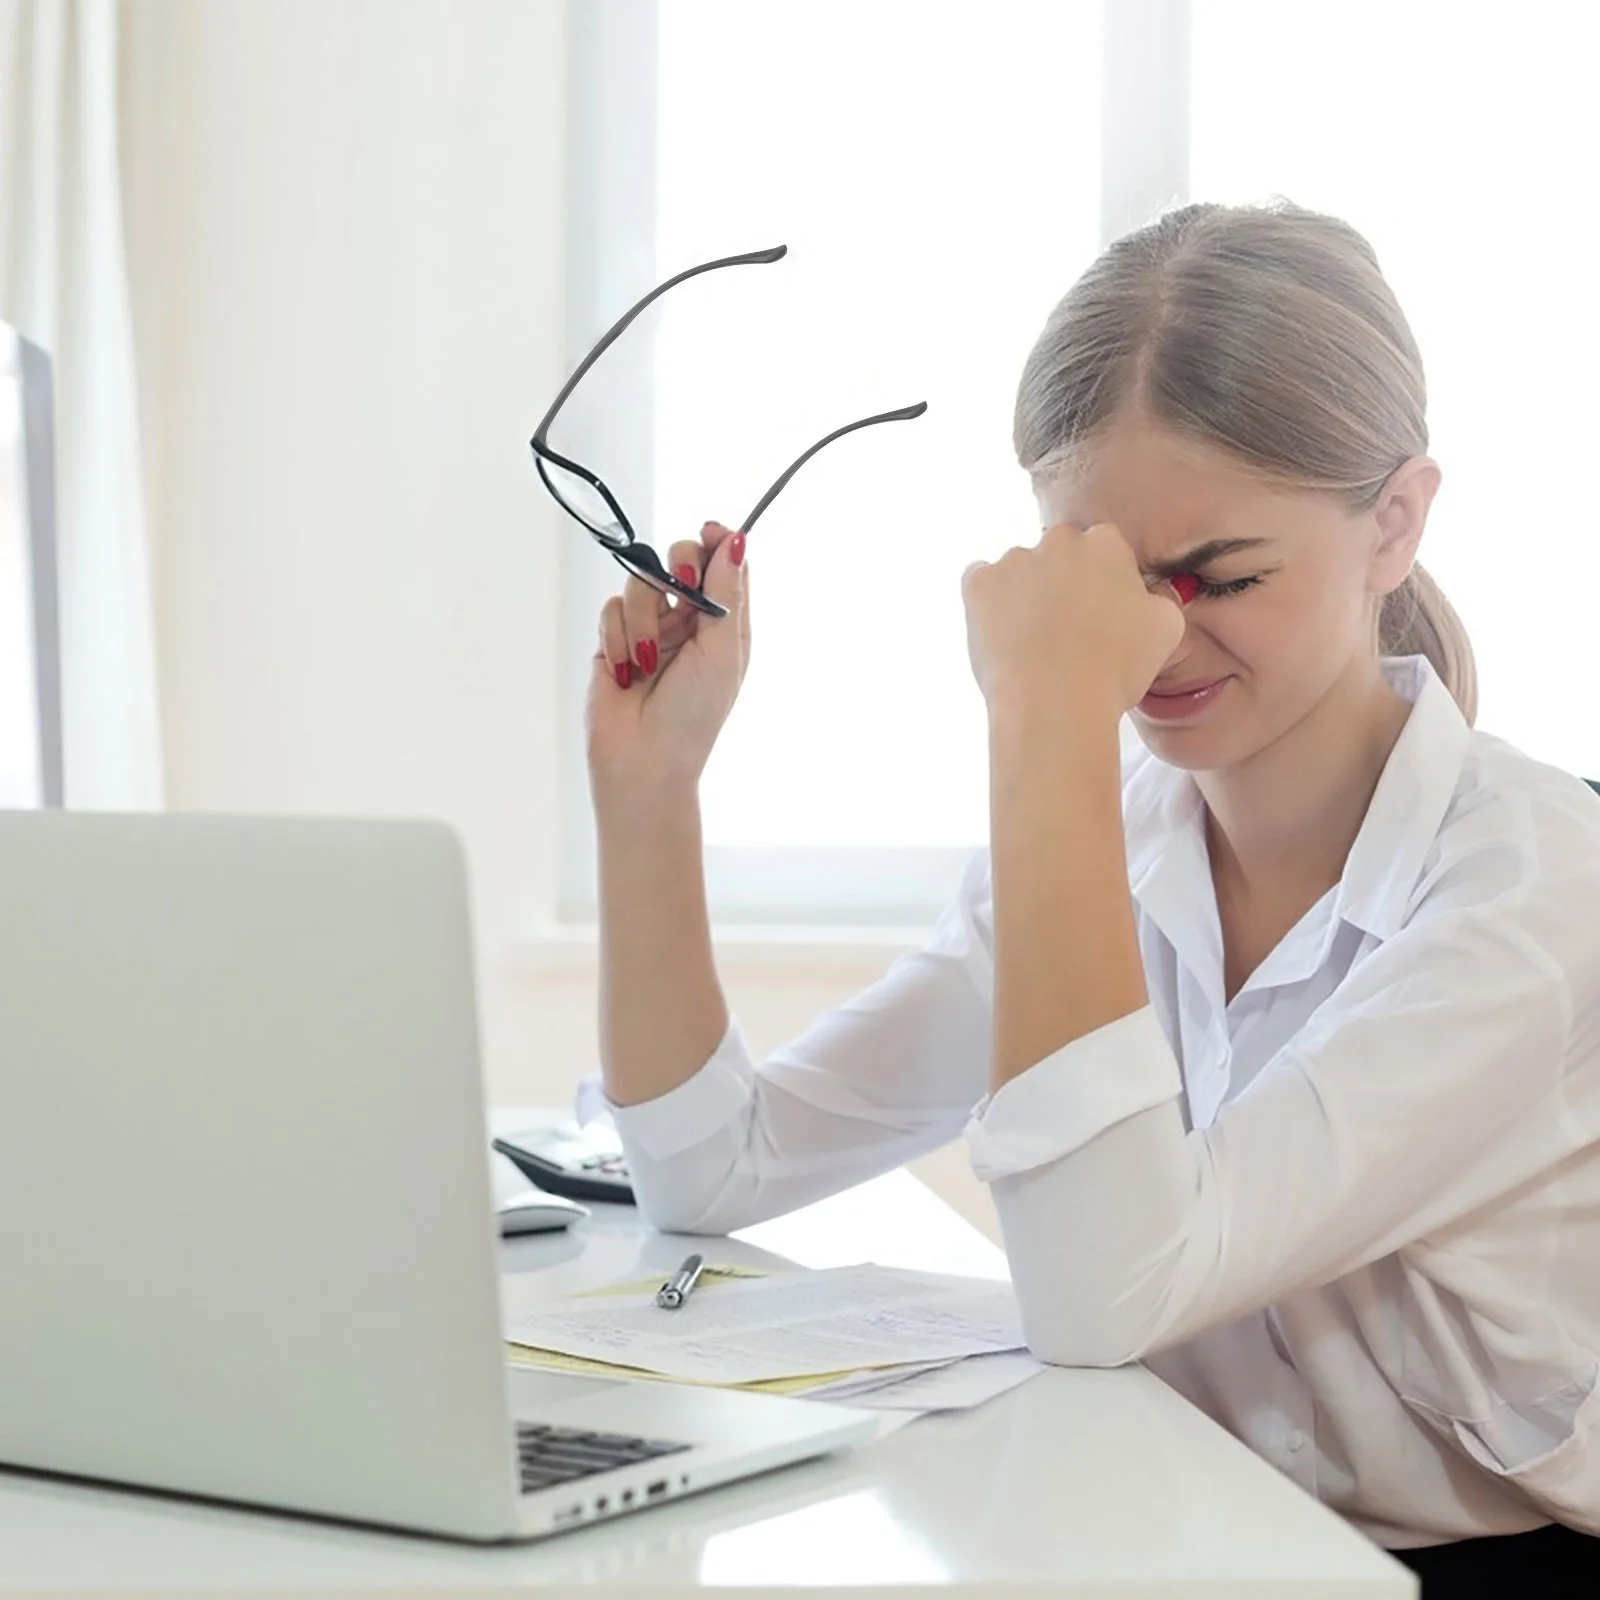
0, 811, 520, 1540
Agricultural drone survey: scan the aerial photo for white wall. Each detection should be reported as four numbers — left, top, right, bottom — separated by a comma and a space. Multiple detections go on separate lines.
116, 0, 996, 1239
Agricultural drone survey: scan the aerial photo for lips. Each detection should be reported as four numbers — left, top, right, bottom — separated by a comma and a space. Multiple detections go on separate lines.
1146, 676, 1227, 697
1136, 675, 1231, 722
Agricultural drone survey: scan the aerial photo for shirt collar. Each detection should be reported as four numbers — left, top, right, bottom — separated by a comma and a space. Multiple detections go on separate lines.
1124, 655, 1470, 990
1335, 653, 1471, 940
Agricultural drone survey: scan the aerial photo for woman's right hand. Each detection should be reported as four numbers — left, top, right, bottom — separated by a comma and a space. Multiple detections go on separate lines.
585, 520, 751, 801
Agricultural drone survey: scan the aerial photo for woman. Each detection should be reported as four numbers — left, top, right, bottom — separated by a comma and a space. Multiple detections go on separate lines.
583, 199, 1600, 1596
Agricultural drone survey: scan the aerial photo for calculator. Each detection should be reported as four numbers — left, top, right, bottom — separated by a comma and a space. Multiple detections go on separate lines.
491, 1124, 635, 1205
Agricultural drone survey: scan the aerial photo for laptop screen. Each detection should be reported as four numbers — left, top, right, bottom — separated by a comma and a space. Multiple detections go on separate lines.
0, 320, 63, 808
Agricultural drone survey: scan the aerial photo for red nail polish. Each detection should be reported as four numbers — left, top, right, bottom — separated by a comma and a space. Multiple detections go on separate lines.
614, 660, 633, 689
729, 532, 746, 568
636, 638, 658, 675
1170, 573, 1200, 605
674, 564, 698, 587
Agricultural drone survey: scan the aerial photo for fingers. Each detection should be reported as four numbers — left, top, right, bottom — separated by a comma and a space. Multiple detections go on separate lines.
696, 519, 740, 564
620, 566, 665, 680
597, 595, 634, 689
666, 521, 743, 616
698, 519, 746, 615
659, 528, 726, 634
620, 553, 690, 683
602, 522, 735, 690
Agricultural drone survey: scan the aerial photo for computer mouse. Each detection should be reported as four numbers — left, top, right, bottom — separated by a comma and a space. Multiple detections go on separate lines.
491, 1150, 589, 1234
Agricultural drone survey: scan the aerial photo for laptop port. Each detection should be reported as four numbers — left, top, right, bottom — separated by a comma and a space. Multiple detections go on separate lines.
646, 1479, 668, 1498
595, 1496, 609, 1512
620, 1488, 634, 1504
555, 1505, 582, 1523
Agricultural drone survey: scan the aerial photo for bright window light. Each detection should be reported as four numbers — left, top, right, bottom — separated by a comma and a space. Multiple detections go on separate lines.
654, 0, 1104, 849
1190, 0, 1600, 778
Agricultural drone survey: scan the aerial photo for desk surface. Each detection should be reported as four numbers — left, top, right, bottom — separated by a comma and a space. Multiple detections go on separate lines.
0, 1112, 1414, 1597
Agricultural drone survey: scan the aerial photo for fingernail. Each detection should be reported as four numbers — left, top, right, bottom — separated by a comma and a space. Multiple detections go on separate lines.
729, 532, 746, 568
613, 660, 633, 689
636, 638, 658, 675
674, 563, 698, 587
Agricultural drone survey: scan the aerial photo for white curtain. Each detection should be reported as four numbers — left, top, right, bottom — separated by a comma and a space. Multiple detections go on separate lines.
0, 0, 162, 808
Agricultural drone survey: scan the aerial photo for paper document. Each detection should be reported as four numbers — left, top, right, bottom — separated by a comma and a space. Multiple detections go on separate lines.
818, 1350, 1046, 1410
506, 1265, 924, 1397
801, 1358, 956, 1400
505, 1263, 1025, 1385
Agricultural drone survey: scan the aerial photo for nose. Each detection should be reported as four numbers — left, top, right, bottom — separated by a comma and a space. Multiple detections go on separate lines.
1151, 576, 1200, 674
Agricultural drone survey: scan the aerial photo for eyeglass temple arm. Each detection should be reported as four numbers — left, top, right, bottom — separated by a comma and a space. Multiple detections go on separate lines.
740, 402, 929, 533
530, 245, 789, 443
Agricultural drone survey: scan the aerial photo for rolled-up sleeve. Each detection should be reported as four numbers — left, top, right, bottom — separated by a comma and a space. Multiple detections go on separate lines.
967, 893, 1595, 1369
965, 1005, 1183, 1180
589, 849, 999, 1235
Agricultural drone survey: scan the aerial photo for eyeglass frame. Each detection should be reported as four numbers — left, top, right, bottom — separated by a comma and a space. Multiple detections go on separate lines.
529, 244, 927, 619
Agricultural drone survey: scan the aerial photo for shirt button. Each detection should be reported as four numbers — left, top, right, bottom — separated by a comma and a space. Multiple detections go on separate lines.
1286, 1430, 1307, 1453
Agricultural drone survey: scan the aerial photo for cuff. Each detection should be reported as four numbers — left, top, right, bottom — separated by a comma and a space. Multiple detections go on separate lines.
583, 1013, 758, 1163
963, 1004, 1182, 1183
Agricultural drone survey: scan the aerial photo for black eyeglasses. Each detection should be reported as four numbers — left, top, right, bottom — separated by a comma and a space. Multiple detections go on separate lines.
530, 244, 928, 619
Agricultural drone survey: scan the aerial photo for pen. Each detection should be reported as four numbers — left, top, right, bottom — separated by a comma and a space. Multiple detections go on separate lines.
655, 1252, 705, 1310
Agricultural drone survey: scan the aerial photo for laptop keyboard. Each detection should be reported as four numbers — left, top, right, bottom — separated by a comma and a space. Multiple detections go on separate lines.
516, 1421, 691, 1494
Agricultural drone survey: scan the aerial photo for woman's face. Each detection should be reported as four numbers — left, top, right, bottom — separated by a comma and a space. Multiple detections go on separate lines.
1034, 409, 1436, 772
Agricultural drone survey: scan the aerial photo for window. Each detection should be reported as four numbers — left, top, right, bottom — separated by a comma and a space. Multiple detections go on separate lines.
1189, 0, 1600, 779
561, 1, 1588, 930
652, 0, 1105, 861
559, 0, 1116, 927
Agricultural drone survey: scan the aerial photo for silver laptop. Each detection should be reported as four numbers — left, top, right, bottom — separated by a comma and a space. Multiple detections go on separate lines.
0, 810, 876, 1542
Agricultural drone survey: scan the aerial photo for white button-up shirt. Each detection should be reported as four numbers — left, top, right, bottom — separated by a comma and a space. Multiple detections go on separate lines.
592, 655, 1600, 1548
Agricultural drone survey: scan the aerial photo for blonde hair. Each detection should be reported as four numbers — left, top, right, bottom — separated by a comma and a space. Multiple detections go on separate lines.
1012, 197, 1478, 724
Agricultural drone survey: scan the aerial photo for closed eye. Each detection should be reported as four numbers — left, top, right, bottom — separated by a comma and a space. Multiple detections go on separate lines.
1192, 573, 1264, 600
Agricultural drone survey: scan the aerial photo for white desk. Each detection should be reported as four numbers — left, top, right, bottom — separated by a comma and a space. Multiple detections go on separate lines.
0, 1112, 1415, 1598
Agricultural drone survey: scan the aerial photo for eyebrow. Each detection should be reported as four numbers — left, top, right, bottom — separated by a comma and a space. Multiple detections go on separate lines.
1143, 537, 1273, 581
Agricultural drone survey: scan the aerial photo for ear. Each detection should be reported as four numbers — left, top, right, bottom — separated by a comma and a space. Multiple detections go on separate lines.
1369, 454, 1441, 595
